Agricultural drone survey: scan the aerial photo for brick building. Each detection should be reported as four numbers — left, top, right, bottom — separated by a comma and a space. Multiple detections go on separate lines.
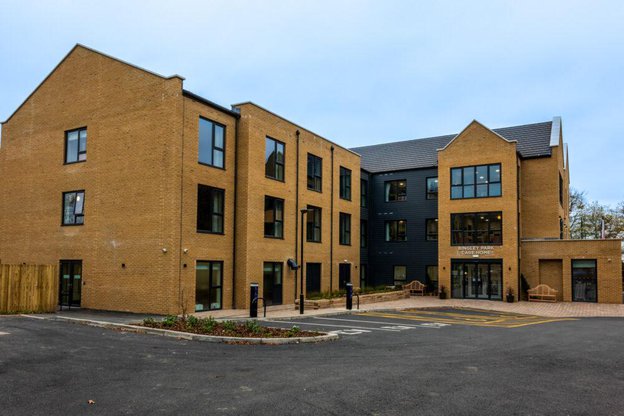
0, 45, 620, 314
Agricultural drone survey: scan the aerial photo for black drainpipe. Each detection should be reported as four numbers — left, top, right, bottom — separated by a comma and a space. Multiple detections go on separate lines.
330, 146, 335, 292
294, 130, 300, 302
232, 113, 240, 309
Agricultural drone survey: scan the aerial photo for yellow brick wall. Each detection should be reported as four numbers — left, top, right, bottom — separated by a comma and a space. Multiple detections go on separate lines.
521, 239, 622, 303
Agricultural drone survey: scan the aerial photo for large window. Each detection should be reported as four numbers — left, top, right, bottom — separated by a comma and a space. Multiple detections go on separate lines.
426, 218, 438, 241
451, 212, 502, 245
426, 265, 439, 293
65, 128, 87, 164
361, 220, 368, 248
198, 117, 225, 168
393, 266, 407, 286
307, 154, 322, 192
263, 262, 283, 305
340, 167, 351, 200
339, 213, 351, 245
385, 180, 407, 202
197, 185, 224, 233
451, 164, 501, 199
306, 205, 322, 242
195, 261, 222, 311
62, 191, 85, 225
264, 196, 284, 238
265, 137, 285, 181
426, 177, 438, 200
361, 179, 368, 207
572, 260, 597, 302
385, 220, 407, 241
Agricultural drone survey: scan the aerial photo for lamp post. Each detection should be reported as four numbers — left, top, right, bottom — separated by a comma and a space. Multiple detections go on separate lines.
300, 208, 313, 314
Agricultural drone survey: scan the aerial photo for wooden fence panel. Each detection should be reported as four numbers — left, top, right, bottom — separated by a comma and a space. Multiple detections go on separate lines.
0, 264, 58, 313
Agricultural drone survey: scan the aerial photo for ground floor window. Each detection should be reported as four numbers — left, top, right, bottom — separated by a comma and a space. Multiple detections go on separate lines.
393, 265, 407, 286
263, 262, 283, 305
426, 265, 438, 293
306, 262, 321, 295
195, 261, 223, 311
572, 260, 597, 302
451, 260, 502, 300
339, 263, 351, 289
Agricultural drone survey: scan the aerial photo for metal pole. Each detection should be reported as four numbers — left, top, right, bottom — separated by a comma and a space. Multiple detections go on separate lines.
300, 209, 306, 314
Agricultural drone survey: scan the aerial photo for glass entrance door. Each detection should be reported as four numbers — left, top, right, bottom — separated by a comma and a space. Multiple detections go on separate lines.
59, 260, 82, 307
451, 260, 503, 300
572, 260, 597, 302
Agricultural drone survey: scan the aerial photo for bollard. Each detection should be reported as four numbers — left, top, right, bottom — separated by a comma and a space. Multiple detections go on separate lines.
250, 283, 259, 318
346, 283, 353, 310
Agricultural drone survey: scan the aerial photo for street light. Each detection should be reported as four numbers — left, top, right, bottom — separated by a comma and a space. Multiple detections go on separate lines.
300, 208, 313, 314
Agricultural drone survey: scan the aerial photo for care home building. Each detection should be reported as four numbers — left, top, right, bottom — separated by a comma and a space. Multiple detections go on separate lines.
0, 45, 620, 314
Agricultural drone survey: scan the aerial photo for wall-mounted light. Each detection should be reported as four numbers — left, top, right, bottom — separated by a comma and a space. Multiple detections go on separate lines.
162, 248, 168, 253
183, 248, 189, 254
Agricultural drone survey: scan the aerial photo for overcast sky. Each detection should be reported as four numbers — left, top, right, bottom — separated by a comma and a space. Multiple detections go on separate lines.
1, 1, 622, 206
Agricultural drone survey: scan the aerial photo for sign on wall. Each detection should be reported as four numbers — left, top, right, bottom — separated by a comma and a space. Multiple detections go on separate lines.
456, 246, 495, 257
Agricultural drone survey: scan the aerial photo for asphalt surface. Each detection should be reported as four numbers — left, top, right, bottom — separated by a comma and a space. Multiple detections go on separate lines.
1, 309, 624, 415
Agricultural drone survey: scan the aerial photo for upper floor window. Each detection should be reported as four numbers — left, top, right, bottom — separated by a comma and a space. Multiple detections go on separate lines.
426, 177, 438, 200
385, 180, 407, 202
451, 212, 502, 245
426, 218, 438, 241
307, 154, 322, 192
451, 164, 501, 199
339, 213, 351, 245
65, 128, 87, 164
361, 179, 368, 207
361, 220, 368, 248
340, 167, 351, 200
197, 185, 224, 234
559, 173, 564, 206
306, 205, 322, 242
264, 196, 284, 238
198, 117, 225, 168
385, 220, 407, 241
62, 190, 85, 225
265, 137, 285, 181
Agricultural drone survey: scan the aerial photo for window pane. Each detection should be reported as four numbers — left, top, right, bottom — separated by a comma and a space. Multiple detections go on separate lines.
274, 264, 282, 284
214, 125, 224, 149
476, 166, 488, 184
476, 184, 488, 197
276, 143, 284, 163
489, 183, 501, 196
451, 168, 462, 186
463, 185, 474, 198
212, 191, 223, 214
75, 215, 84, 225
66, 132, 78, 163
212, 214, 223, 233
74, 192, 84, 214
213, 149, 224, 168
463, 167, 475, 184
451, 186, 462, 199
489, 164, 501, 182
275, 164, 284, 181
198, 118, 213, 165
79, 136, 87, 152
64, 193, 76, 224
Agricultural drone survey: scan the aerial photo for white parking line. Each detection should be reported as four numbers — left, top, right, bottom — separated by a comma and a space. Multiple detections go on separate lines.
0, 332, 9, 336
263, 320, 400, 332
312, 316, 449, 328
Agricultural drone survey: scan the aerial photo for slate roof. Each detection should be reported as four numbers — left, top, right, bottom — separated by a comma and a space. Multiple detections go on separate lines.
351, 121, 553, 173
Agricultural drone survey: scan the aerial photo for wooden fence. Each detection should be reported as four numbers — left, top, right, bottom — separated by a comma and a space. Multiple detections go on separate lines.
0, 264, 58, 313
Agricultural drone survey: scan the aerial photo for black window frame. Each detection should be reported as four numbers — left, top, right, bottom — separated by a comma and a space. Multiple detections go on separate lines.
425, 218, 438, 241
385, 220, 407, 242
195, 260, 223, 311
62, 190, 85, 226
451, 212, 503, 246
559, 173, 564, 206
307, 153, 323, 192
426, 177, 438, 200
385, 180, 407, 202
198, 117, 226, 169
451, 163, 501, 199
361, 219, 368, 248
197, 185, 225, 234
264, 195, 284, 239
306, 205, 322, 243
339, 212, 351, 245
265, 136, 285, 181
339, 167, 352, 200
393, 265, 407, 286
64, 127, 87, 165
361, 178, 368, 207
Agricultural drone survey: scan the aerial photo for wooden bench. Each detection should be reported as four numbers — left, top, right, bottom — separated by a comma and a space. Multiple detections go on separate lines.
527, 284, 558, 302
403, 280, 426, 296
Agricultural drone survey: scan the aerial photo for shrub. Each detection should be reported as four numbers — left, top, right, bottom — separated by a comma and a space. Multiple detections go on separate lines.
143, 317, 156, 326
222, 320, 237, 332
201, 317, 217, 332
186, 315, 199, 328
244, 320, 262, 334
287, 325, 301, 337
162, 315, 178, 327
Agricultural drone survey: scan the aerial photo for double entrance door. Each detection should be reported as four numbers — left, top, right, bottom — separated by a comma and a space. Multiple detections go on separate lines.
451, 260, 502, 300
59, 260, 82, 308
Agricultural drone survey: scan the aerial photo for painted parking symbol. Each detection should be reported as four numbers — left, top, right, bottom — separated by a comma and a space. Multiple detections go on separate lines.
329, 329, 372, 336
380, 325, 414, 331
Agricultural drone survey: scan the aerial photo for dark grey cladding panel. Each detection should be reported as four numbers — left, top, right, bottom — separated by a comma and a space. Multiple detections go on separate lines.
351, 121, 553, 173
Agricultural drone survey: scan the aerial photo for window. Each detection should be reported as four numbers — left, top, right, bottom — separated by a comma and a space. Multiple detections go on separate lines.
572, 260, 597, 302
361, 220, 368, 248
451, 164, 501, 199
306, 205, 322, 242
426, 218, 438, 241
361, 179, 368, 207
340, 167, 351, 200
560, 217, 564, 240
195, 261, 223, 311
385, 180, 407, 202
393, 266, 407, 286
426, 265, 439, 293
559, 173, 564, 206
360, 264, 367, 288
265, 137, 285, 181
339, 213, 351, 245
263, 262, 283, 305
385, 220, 407, 241
62, 191, 85, 225
264, 196, 284, 238
198, 117, 225, 168
197, 185, 224, 233
426, 177, 438, 199
451, 212, 502, 245
307, 154, 322, 192
65, 128, 87, 164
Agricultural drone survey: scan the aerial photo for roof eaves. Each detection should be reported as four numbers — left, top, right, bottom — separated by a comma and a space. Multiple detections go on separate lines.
436, 119, 517, 152
183, 90, 240, 118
